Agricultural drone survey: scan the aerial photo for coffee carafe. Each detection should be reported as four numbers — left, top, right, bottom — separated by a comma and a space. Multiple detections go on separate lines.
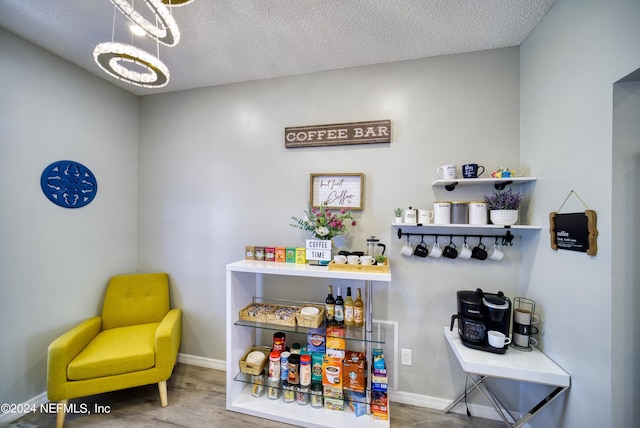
365, 236, 386, 258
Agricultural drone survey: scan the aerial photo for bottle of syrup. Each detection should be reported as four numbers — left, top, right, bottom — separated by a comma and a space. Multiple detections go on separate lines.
335, 286, 344, 326
354, 287, 364, 328
325, 285, 335, 325
344, 286, 354, 326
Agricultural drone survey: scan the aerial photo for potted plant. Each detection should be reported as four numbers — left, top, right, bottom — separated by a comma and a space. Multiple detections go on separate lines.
484, 188, 523, 225
394, 208, 403, 223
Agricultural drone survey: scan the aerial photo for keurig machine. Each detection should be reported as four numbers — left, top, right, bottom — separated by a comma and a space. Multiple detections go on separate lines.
450, 288, 511, 354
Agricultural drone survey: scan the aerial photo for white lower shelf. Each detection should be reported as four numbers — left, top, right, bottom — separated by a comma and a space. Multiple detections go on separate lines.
228, 384, 389, 428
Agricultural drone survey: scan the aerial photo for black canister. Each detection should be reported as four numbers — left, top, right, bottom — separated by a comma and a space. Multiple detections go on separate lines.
287, 353, 300, 385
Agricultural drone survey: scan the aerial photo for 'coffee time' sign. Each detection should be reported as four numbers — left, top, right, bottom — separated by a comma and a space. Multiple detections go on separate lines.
285, 120, 391, 148
306, 239, 331, 262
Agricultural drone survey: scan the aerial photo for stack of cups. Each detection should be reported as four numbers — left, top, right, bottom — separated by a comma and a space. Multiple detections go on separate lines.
511, 297, 539, 351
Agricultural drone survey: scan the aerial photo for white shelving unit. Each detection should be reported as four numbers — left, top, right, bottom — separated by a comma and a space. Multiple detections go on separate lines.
397, 176, 541, 230
226, 259, 392, 428
431, 176, 537, 190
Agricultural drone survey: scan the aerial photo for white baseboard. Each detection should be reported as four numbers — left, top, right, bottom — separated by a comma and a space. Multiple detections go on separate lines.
1, 355, 525, 427
0, 391, 48, 424
177, 353, 226, 371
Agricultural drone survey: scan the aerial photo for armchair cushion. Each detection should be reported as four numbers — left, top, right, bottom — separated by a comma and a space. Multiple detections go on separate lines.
67, 323, 158, 381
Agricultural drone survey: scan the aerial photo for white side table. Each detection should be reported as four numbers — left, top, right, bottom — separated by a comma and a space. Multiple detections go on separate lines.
443, 326, 570, 427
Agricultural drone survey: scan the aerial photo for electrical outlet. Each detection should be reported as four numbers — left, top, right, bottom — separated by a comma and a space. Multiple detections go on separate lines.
401, 348, 412, 366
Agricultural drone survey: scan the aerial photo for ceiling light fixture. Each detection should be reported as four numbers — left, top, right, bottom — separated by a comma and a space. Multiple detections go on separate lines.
129, 24, 146, 36
110, 0, 180, 46
93, 42, 170, 88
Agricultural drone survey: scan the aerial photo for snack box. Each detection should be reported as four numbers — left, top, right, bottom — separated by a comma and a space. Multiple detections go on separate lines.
324, 397, 344, 411
245, 245, 255, 260
371, 390, 388, 413
326, 325, 346, 350
275, 247, 286, 262
323, 385, 344, 399
373, 412, 389, 421
325, 348, 345, 359
322, 357, 343, 388
372, 382, 388, 392
345, 390, 367, 417
307, 327, 326, 353
343, 350, 366, 392
372, 348, 386, 370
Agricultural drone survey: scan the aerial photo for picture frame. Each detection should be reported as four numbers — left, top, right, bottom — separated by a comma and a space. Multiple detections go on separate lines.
549, 210, 598, 256
310, 173, 364, 210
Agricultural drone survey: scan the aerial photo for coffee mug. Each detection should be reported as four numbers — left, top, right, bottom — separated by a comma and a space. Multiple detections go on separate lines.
488, 244, 504, 261
400, 240, 414, 257
360, 255, 376, 265
458, 243, 472, 260
488, 330, 511, 348
347, 255, 361, 265
513, 321, 539, 336
471, 243, 487, 260
428, 242, 443, 258
413, 241, 429, 258
433, 201, 451, 225
514, 309, 539, 325
437, 164, 456, 180
462, 163, 485, 179
333, 255, 347, 264
443, 243, 458, 259
512, 332, 538, 348
418, 209, 434, 225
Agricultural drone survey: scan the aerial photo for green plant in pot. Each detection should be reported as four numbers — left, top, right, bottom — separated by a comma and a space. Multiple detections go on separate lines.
484, 188, 523, 226
394, 208, 403, 223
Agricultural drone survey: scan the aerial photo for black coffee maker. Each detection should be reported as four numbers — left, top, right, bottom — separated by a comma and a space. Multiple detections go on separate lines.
450, 288, 511, 354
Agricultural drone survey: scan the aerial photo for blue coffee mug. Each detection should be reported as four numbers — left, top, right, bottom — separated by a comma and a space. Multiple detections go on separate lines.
462, 163, 485, 179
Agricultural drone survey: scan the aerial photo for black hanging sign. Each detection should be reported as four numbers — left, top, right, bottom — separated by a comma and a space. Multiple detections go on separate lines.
549, 190, 598, 256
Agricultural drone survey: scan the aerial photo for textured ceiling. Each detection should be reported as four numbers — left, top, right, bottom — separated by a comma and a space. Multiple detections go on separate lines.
0, 0, 556, 96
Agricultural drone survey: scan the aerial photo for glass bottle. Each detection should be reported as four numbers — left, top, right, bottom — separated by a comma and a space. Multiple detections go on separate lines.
354, 287, 364, 328
344, 286, 354, 326
325, 284, 335, 325
334, 286, 344, 326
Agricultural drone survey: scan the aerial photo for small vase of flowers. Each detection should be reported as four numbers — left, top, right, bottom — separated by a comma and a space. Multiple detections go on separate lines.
484, 188, 523, 226
290, 202, 357, 264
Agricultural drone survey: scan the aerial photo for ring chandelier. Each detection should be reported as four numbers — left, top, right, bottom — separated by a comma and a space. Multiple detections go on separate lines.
93, 0, 190, 88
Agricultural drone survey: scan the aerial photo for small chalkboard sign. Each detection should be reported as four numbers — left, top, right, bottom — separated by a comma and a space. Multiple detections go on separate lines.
549, 210, 598, 256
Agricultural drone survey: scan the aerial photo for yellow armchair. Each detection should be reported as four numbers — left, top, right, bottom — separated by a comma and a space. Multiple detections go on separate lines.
47, 273, 181, 428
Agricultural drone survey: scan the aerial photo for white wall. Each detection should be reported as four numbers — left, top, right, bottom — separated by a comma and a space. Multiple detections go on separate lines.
520, 0, 640, 426
137, 47, 522, 406
0, 28, 139, 406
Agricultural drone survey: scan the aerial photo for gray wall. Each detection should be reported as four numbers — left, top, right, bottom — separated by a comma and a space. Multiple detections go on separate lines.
520, 0, 640, 426
2, 0, 640, 426
137, 47, 522, 406
0, 28, 139, 406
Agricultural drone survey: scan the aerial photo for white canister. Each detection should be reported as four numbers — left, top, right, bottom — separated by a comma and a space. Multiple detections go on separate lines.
468, 201, 488, 225
418, 209, 434, 225
403, 208, 417, 224
433, 201, 451, 225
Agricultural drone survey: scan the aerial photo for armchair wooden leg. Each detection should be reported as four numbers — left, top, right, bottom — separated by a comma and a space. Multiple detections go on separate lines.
158, 381, 168, 407
56, 400, 68, 428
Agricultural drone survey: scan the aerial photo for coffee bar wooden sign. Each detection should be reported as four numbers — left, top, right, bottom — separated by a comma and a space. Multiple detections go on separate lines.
285, 120, 391, 148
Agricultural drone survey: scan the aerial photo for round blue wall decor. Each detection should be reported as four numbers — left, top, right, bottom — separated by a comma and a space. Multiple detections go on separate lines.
41, 160, 98, 208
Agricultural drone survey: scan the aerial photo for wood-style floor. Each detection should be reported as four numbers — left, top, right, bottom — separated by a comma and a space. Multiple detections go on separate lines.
2, 364, 504, 427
